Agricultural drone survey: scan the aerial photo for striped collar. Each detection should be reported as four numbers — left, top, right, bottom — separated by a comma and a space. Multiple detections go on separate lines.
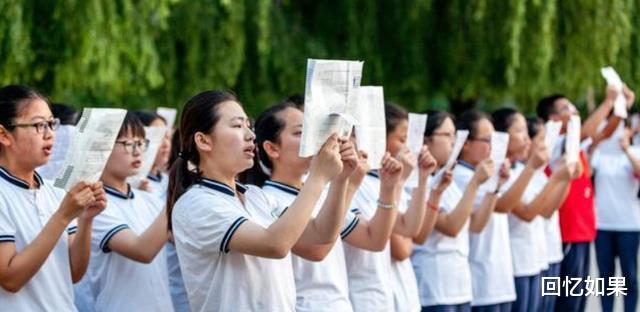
366, 170, 380, 179
104, 184, 135, 200
264, 180, 300, 196
198, 178, 247, 197
0, 166, 43, 190
147, 172, 162, 182
457, 160, 475, 171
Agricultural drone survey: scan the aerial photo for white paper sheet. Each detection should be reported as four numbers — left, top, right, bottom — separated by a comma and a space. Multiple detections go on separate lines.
484, 131, 510, 192
565, 115, 581, 165
37, 125, 77, 180
54, 108, 127, 190
545, 120, 563, 164
299, 59, 364, 157
431, 130, 469, 188
405, 113, 428, 188
157, 107, 178, 130
353, 86, 386, 169
601, 66, 628, 118
128, 126, 169, 188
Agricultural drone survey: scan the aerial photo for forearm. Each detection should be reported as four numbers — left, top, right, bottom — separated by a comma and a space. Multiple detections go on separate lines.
304, 179, 349, 244
495, 166, 535, 213
414, 192, 441, 244
470, 193, 498, 233
69, 218, 93, 283
390, 234, 413, 261
394, 180, 428, 237
582, 100, 613, 140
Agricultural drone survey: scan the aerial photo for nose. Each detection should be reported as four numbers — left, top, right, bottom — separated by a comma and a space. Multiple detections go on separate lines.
246, 127, 256, 141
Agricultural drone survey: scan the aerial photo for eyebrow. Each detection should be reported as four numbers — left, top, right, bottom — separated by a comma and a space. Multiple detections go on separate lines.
27, 115, 54, 122
230, 116, 247, 122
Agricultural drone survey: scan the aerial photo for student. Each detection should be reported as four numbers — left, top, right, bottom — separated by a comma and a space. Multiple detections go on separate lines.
491, 108, 575, 312
591, 121, 640, 312
411, 110, 493, 312
167, 91, 350, 311
342, 104, 429, 312
87, 112, 172, 311
0, 85, 106, 310
133, 110, 172, 200
453, 110, 513, 312
536, 86, 631, 311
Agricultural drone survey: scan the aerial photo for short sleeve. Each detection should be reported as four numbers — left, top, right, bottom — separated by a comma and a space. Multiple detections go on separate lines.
173, 191, 249, 254
0, 199, 16, 242
66, 218, 78, 235
590, 149, 602, 170
340, 211, 360, 239
91, 203, 130, 253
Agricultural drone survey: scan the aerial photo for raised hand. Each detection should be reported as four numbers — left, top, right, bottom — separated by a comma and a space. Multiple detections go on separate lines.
309, 133, 343, 183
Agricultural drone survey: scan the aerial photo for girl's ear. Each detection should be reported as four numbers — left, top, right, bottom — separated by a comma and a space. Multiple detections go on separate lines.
0, 125, 12, 147
194, 131, 213, 153
262, 140, 280, 161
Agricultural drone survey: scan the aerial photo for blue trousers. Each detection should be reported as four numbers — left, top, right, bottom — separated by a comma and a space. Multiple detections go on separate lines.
555, 242, 590, 312
595, 230, 639, 312
422, 303, 471, 312
541, 262, 561, 312
471, 302, 512, 312
512, 274, 541, 312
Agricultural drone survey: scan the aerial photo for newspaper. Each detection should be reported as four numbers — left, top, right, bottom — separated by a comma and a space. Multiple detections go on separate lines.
431, 130, 469, 188
299, 59, 364, 157
565, 115, 581, 165
157, 107, 178, 129
353, 86, 386, 169
128, 126, 168, 188
601, 67, 628, 118
37, 125, 77, 180
54, 108, 127, 190
405, 113, 428, 188
484, 131, 510, 192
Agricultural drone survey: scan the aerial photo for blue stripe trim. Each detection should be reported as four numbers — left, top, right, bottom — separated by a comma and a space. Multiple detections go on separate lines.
0, 166, 41, 189
279, 206, 289, 217
350, 208, 362, 215
366, 170, 380, 179
340, 216, 360, 239
100, 224, 129, 253
220, 217, 248, 253
457, 160, 475, 171
0, 235, 15, 242
67, 226, 78, 235
104, 184, 135, 200
199, 178, 247, 197
147, 172, 162, 182
264, 180, 300, 196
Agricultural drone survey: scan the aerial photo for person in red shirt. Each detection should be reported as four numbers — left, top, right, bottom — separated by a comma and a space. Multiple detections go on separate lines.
536, 86, 623, 312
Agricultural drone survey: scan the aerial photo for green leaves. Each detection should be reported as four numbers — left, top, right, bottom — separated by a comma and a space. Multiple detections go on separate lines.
1, 0, 639, 114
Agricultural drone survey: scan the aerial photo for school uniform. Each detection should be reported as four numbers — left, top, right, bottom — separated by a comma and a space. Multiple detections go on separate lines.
172, 178, 296, 312
411, 180, 473, 312
88, 184, 172, 312
452, 161, 516, 311
262, 180, 358, 312
343, 171, 394, 312
0, 167, 78, 311
591, 143, 640, 312
541, 211, 563, 312
147, 172, 169, 202
390, 188, 421, 312
505, 162, 548, 312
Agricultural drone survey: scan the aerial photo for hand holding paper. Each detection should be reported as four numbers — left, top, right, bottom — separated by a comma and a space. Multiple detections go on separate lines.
565, 115, 581, 165
601, 66, 628, 118
484, 131, 509, 192
405, 113, 428, 188
432, 130, 469, 188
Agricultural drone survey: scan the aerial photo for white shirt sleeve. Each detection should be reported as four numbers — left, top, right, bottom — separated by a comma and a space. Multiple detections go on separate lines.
91, 204, 130, 253
175, 192, 249, 254
0, 201, 16, 242
340, 211, 360, 239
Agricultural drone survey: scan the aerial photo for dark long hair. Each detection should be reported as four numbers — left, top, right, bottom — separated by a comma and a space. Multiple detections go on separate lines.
166, 90, 238, 231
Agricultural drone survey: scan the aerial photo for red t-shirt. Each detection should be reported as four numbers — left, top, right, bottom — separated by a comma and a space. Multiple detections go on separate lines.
547, 151, 596, 243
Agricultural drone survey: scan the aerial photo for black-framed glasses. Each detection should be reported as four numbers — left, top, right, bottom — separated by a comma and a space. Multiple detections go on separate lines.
10, 118, 60, 134
115, 139, 150, 154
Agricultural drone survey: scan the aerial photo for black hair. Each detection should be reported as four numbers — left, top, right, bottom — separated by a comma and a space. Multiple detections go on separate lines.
491, 107, 520, 132
167, 90, 238, 231
133, 110, 166, 127
526, 116, 544, 139
245, 101, 298, 186
51, 103, 79, 125
385, 102, 408, 135
537, 94, 566, 122
455, 109, 491, 139
424, 110, 454, 137
0, 85, 49, 131
281, 93, 304, 110
117, 112, 146, 139
168, 129, 181, 170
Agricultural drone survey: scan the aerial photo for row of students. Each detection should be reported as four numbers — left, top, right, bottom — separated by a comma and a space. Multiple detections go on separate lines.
0, 83, 634, 312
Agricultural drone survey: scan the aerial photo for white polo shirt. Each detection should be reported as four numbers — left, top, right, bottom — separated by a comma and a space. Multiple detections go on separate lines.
262, 180, 358, 312
343, 171, 394, 312
591, 145, 640, 231
453, 162, 516, 306
505, 162, 548, 277
0, 167, 77, 311
545, 211, 563, 264
390, 189, 421, 312
147, 172, 169, 203
88, 184, 172, 312
411, 181, 472, 307
172, 178, 296, 312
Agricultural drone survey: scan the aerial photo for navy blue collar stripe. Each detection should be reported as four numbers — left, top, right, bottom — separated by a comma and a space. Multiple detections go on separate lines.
199, 178, 247, 197
147, 173, 162, 182
104, 184, 135, 199
457, 160, 475, 170
264, 180, 300, 196
0, 166, 42, 189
